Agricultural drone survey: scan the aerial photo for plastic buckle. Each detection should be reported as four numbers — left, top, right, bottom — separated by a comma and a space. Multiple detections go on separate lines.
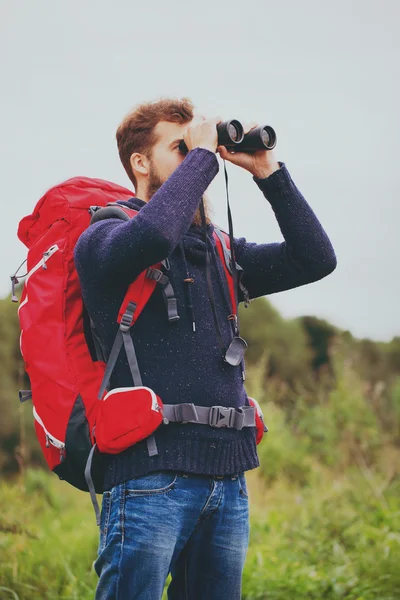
119, 302, 136, 332
233, 407, 245, 430
120, 313, 132, 332
147, 268, 164, 282
209, 406, 235, 428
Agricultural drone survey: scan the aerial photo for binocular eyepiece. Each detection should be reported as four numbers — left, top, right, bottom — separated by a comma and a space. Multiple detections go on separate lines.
178, 120, 277, 155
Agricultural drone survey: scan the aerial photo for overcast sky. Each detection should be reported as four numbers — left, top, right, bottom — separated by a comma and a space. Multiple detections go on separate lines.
2, 0, 399, 341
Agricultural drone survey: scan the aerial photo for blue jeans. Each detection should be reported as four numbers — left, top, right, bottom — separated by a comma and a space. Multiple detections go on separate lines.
94, 470, 250, 599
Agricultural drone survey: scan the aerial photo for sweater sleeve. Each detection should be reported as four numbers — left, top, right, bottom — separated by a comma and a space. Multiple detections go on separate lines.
74, 147, 219, 290
233, 161, 337, 301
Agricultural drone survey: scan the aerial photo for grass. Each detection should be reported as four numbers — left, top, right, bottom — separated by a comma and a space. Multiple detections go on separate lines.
0, 465, 399, 599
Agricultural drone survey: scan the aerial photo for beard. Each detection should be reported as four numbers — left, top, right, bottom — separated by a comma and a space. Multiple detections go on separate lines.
147, 162, 212, 227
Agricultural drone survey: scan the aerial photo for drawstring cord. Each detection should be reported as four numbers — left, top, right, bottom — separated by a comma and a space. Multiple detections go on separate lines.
179, 239, 196, 332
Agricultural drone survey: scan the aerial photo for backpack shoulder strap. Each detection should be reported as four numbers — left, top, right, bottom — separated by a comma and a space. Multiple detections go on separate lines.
92, 201, 172, 459
95, 203, 177, 390
87, 202, 165, 330
213, 225, 237, 316
213, 225, 250, 310
89, 203, 137, 224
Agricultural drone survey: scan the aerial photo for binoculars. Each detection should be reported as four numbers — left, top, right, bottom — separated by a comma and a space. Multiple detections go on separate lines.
178, 120, 277, 154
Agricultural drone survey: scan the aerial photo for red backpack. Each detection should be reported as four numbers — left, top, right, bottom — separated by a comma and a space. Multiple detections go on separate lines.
14, 176, 254, 503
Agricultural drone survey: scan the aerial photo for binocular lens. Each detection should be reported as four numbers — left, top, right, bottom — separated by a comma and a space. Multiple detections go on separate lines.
228, 123, 241, 142
260, 126, 276, 149
261, 128, 271, 145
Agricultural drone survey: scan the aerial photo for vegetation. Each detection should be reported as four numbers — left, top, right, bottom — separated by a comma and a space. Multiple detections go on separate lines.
1, 294, 399, 599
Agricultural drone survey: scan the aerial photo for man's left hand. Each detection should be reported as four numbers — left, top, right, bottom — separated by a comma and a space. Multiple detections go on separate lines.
217, 122, 281, 179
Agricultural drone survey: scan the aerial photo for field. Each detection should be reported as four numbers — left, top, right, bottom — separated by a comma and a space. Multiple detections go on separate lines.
2, 297, 400, 598
1, 460, 399, 600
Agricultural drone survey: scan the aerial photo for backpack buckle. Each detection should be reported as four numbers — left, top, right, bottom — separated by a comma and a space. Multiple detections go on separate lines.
119, 301, 137, 332
147, 268, 164, 283
209, 406, 235, 428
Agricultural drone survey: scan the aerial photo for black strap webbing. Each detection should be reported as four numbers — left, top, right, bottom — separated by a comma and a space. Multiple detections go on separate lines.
199, 201, 226, 357
147, 268, 180, 322
223, 161, 240, 336
85, 443, 101, 526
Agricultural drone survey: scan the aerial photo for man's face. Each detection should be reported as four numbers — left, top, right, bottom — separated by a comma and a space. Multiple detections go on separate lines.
146, 120, 212, 226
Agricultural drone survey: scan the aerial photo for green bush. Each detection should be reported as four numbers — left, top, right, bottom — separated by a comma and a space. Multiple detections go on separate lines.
255, 403, 312, 487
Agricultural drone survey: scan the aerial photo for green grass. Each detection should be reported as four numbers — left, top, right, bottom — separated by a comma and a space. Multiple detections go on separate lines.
243, 468, 400, 599
0, 466, 399, 600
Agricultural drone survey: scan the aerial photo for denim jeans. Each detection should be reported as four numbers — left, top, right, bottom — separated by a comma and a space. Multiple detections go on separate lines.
93, 470, 250, 599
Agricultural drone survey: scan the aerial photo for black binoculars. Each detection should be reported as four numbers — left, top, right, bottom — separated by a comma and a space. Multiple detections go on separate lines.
178, 120, 277, 155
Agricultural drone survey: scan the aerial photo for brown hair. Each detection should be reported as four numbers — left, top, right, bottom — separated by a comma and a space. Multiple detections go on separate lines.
116, 96, 195, 189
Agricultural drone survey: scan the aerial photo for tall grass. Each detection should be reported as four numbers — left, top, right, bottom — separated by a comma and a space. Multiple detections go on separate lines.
1, 326, 400, 598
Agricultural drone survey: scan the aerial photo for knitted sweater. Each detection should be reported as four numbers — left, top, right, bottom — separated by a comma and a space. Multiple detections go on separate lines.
74, 147, 337, 490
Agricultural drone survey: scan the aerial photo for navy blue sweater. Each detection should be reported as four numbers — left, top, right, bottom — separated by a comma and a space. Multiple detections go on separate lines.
74, 147, 337, 489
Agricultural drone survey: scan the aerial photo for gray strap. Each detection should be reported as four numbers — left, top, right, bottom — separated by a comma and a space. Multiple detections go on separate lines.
162, 403, 256, 430
146, 434, 159, 457
98, 329, 124, 399
121, 330, 143, 387
147, 268, 180, 322
98, 302, 140, 398
161, 285, 179, 322
84, 444, 101, 526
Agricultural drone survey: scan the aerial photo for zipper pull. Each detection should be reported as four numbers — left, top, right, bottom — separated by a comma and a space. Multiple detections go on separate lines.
42, 250, 51, 270
45, 434, 50, 448
60, 447, 65, 462
42, 246, 57, 270
11, 275, 19, 303
10, 258, 28, 303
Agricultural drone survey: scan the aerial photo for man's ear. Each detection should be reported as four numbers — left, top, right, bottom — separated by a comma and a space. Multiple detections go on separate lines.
130, 153, 150, 178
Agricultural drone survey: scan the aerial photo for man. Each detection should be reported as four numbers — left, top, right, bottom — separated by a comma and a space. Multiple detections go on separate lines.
74, 97, 337, 599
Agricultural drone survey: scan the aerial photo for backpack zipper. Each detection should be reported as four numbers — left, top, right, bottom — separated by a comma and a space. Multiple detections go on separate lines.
33, 406, 66, 455
21, 244, 59, 282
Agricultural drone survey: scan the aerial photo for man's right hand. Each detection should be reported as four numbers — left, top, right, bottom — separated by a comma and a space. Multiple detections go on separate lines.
182, 116, 222, 154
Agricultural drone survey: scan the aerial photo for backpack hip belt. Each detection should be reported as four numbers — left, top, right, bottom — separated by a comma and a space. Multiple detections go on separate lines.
162, 402, 255, 429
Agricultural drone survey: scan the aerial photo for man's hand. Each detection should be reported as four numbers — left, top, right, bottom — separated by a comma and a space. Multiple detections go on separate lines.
217, 122, 281, 179
183, 115, 223, 154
